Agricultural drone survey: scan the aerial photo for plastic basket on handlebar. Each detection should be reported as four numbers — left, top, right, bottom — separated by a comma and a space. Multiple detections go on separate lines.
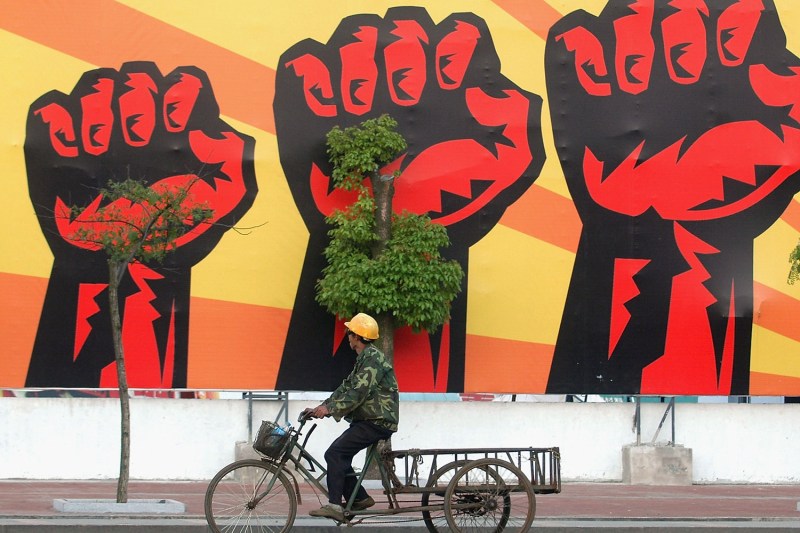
253, 420, 290, 459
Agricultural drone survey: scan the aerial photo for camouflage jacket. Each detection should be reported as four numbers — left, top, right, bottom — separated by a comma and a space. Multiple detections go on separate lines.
323, 344, 399, 432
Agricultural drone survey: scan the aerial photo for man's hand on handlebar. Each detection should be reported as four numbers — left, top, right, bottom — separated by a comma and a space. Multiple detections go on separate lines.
301, 404, 330, 420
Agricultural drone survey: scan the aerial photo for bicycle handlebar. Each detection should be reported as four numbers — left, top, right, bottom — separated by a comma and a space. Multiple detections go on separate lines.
291, 411, 318, 437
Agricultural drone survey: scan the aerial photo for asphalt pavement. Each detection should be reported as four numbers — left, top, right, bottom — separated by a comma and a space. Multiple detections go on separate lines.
1, 480, 799, 531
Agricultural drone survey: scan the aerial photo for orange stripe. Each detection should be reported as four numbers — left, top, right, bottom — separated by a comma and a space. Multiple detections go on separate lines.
465, 334, 554, 393
491, 0, 563, 40
187, 297, 289, 389
0, 0, 275, 134
749, 371, 800, 395
753, 282, 800, 344
0, 273, 47, 387
782, 199, 800, 233
500, 184, 581, 252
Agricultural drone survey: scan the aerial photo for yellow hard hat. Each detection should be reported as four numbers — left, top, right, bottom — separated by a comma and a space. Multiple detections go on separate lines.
345, 313, 379, 340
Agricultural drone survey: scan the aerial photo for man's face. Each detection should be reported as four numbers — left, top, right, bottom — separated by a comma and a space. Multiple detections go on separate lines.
346, 330, 358, 351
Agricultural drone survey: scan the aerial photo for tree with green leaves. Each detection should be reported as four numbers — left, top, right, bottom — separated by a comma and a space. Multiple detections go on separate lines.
63, 178, 213, 503
316, 114, 464, 362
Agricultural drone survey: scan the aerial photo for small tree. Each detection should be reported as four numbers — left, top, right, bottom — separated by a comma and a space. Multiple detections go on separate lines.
316, 115, 464, 361
790, 240, 800, 285
61, 177, 212, 503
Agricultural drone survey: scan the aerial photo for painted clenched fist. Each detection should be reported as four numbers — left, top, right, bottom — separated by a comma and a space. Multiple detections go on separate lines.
26, 61, 257, 266
274, 6, 544, 240
545, 0, 800, 394
546, 0, 800, 226
273, 7, 545, 391
23, 62, 257, 388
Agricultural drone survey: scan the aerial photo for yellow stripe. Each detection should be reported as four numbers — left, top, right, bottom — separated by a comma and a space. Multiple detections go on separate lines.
468, 224, 573, 344
751, 326, 800, 379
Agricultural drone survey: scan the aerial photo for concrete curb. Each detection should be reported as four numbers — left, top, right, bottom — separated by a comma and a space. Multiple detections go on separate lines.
52, 499, 186, 514
2, 517, 800, 532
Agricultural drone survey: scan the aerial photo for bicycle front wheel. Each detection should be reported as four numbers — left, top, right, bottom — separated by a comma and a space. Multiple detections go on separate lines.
205, 459, 296, 533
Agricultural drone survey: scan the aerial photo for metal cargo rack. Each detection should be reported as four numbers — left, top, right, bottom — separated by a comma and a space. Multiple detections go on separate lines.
382, 446, 561, 495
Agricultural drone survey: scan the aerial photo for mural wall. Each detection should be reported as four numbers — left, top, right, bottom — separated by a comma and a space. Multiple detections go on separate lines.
1, 0, 798, 395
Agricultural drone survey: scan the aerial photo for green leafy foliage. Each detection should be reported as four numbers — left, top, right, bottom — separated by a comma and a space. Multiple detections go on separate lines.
327, 114, 407, 188
316, 115, 464, 333
317, 189, 463, 332
66, 178, 213, 268
789, 239, 800, 285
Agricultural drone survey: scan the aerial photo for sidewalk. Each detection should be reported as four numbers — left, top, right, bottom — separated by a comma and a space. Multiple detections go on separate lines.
1, 480, 799, 531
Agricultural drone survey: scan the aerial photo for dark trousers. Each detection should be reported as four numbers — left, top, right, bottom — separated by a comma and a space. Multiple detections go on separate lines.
324, 420, 393, 505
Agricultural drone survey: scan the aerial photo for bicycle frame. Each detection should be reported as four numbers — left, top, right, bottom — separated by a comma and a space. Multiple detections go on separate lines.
261, 417, 393, 516
258, 417, 461, 520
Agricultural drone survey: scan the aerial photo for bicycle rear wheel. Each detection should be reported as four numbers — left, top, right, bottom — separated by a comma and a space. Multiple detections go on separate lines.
205, 459, 296, 533
443, 458, 535, 533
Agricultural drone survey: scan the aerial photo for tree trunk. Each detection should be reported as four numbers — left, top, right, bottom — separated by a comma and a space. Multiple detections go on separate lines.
371, 174, 393, 257
371, 174, 395, 363
108, 261, 131, 504
376, 315, 395, 364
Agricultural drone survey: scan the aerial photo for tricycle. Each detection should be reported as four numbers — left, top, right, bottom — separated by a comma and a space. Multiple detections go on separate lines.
205, 413, 561, 532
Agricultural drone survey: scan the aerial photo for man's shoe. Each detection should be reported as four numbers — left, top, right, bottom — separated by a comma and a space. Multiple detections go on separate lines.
309, 503, 345, 521
351, 496, 375, 511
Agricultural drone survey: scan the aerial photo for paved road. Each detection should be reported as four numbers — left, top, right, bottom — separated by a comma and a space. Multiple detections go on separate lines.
1, 480, 799, 531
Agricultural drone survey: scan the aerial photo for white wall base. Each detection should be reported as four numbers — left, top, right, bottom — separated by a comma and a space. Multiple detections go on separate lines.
1, 398, 798, 483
